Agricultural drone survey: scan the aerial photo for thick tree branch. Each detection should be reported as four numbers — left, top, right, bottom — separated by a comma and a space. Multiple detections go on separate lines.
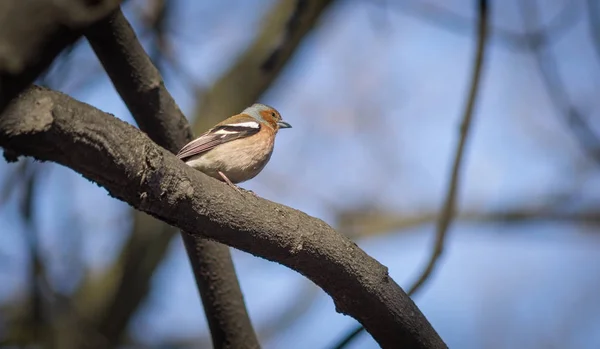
84, 9, 259, 348
0, 0, 122, 112
1, 86, 447, 349
85, 8, 190, 153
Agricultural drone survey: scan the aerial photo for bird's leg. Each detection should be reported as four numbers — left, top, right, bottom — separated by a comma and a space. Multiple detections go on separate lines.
218, 171, 243, 194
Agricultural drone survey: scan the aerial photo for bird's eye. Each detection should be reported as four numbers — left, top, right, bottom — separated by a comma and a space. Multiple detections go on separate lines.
271, 112, 276, 118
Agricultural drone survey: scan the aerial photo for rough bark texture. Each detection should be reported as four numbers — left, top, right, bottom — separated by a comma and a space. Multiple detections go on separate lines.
0, 0, 122, 112
85, 9, 191, 153
0, 86, 448, 349
85, 9, 259, 348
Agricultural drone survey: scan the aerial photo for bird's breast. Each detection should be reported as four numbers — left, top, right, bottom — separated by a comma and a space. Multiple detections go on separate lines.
186, 135, 275, 183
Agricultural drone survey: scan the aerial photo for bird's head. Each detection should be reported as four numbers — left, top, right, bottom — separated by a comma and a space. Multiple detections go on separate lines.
242, 103, 292, 131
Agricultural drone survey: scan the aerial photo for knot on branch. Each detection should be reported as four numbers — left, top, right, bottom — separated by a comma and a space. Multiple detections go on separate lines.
136, 144, 165, 206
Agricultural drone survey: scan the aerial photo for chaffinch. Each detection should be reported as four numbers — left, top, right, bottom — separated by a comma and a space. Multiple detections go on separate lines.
177, 103, 291, 192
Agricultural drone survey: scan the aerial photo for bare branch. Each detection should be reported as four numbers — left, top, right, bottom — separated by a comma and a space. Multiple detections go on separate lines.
407, 0, 488, 298
0, 85, 447, 349
85, 8, 191, 153
0, 0, 123, 112
85, 9, 259, 348
337, 206, 600, 239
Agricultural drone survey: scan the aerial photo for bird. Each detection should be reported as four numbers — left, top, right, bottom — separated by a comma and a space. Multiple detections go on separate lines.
177, 103, 291, 193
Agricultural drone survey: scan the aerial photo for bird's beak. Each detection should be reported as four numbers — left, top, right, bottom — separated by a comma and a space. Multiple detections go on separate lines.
277, 121, 292, 129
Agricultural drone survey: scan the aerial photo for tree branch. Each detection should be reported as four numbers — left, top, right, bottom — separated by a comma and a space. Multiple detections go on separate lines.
337, 206, 600, 239
0, 0, 123, 112
85, 8, 190, 153
407, 0, 489, 298
84, 9, 259, 348
1, 85, 447, 349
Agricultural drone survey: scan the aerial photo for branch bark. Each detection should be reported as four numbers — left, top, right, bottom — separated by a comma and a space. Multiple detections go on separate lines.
71, 1, 331, 345
0, 0, 123, 112
1, 85, 447, 349
84, 9, 259, 348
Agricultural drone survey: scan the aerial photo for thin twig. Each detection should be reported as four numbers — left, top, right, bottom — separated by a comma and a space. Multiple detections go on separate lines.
406, 0, 489, 298
331, 0, 489, 347
332, 326, 364, 349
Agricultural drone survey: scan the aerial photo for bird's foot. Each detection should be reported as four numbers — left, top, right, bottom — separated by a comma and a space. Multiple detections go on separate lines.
218, 171, 253, 195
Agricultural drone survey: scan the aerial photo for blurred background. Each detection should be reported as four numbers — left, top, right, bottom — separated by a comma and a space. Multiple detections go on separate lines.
1, 0, 600, 348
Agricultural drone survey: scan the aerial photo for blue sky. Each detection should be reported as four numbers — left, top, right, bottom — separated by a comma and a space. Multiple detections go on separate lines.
1, 0, 600, 348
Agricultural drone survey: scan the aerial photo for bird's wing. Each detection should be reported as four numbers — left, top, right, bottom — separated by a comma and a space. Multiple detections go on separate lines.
176, 119, 261, 161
